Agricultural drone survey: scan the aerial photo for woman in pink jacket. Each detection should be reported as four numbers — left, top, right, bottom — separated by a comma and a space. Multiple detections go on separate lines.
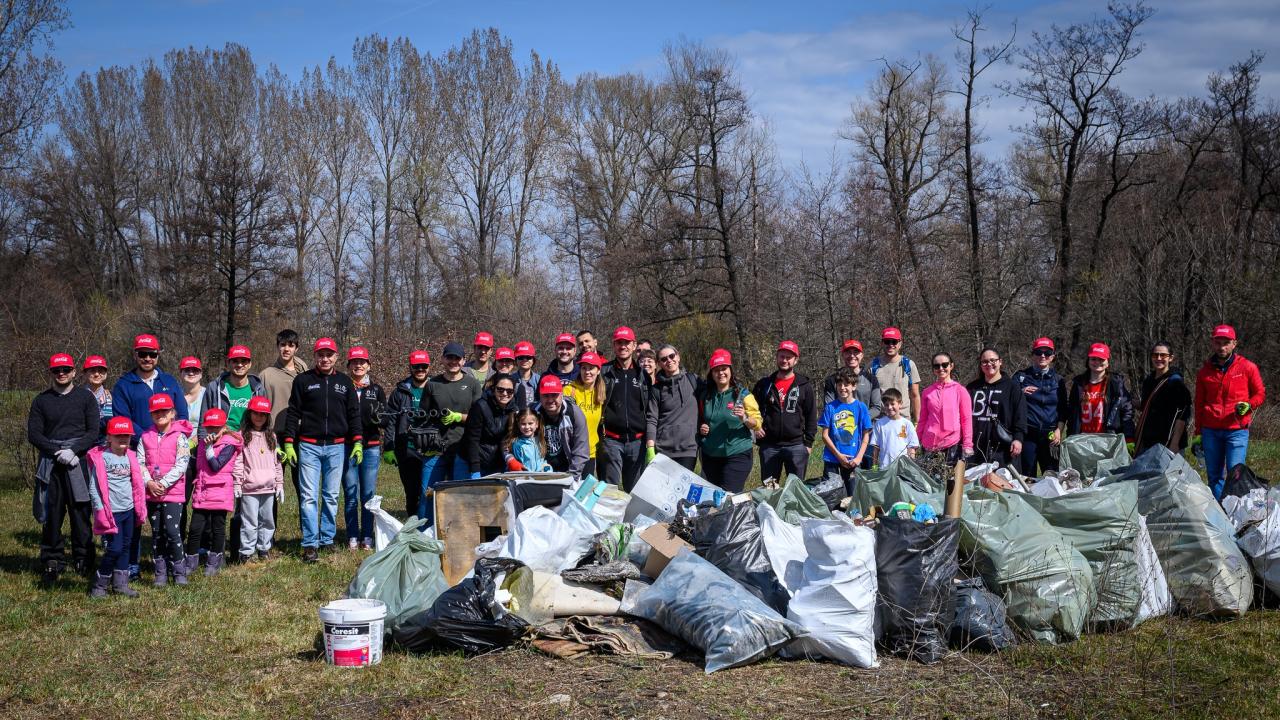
917, 352, 974, 462
86, 417, 147, 598
184, 408, 243, 578
235, 396, 284, 562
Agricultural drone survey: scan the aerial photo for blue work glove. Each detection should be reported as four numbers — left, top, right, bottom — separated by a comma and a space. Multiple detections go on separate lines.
469, 472, 482, 480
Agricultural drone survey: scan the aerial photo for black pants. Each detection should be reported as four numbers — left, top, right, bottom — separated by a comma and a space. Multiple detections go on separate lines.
269, 432, 300, 530
701, 451, 753, 493
759, 443, 809, 482
395, 451, 424, 518
1020, 427, 1058, 476
148, 501, 184, 563
582, 458, 596, 480
186, 510, 227, 554
601, 435, 645, 492
670, 456, 697, 471
39, 468, 94, 570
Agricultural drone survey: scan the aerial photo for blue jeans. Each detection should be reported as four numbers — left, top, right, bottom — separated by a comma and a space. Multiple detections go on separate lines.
299, 443, 344, 548
343, 448, 381, 542
1202, 427, 1249, 500
99, 510, 135, 574
418, 450, 468, 526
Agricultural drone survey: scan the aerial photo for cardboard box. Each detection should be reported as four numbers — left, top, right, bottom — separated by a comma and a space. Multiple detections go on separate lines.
639, 522, 694, 578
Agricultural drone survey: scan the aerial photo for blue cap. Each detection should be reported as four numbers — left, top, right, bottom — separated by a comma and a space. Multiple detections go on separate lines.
443, 342, 466, 359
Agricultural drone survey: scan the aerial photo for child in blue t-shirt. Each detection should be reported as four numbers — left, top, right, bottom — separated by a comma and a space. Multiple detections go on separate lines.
819, 367, 872, 496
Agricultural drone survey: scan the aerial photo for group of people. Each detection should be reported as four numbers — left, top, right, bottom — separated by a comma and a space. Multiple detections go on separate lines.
28, 322, 1266, 597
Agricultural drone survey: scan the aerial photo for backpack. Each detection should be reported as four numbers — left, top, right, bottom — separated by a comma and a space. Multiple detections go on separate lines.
871, 354, 914, 385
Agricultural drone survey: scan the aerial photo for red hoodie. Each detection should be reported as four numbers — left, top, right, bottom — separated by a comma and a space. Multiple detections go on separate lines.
1194, 354, 1265, 433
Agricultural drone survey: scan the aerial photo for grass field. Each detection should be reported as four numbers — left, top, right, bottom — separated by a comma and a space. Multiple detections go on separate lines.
2, 443, 1279, 719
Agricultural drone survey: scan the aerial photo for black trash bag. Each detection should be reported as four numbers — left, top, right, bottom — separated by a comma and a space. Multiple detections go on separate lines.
875, 516, 960, 664
949, 577, 1017, 652
1223, 464, 1269, 499
805, 474, 848, 511
392, 557, 530, 655
689, 499, 790, 614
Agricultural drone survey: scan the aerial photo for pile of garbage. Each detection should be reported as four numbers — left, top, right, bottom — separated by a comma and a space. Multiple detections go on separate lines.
343, 442, 1279, 674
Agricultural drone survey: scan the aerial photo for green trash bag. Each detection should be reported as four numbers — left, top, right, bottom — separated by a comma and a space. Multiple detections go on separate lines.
960, 487, 1095, 644
347, 517, 450, 632
1016, 482, 1141, 629
853, 456, 946, 517
1059, 433, 1131, 480
751, 474, 831, 524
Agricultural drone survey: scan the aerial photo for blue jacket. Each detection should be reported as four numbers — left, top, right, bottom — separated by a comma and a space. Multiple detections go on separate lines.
1014, 366, 1067, 432
112, 369, 189, 445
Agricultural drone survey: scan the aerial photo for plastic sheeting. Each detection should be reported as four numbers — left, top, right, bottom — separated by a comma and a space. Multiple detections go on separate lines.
1134, 515, 1173, 622
500, 506, 591, 573
751, 475, 832, 524
689, 499, 790, 614
783, 517, 879, 668
347, 516, 449, 632
853, 457, 946, 516
620, 550, 805, 674
950, 577, 1016, 652
1230, 486, 1280, 597
874, 516, 959, 663
756, 502, 807, 596
392, 557, 532, 655
960, 487, 1095, 644
1058, 433, 1131, 480
365, 495, 405, 552
1102, 447, 1253, 617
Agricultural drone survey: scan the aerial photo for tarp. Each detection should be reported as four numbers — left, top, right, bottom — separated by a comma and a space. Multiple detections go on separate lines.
853, 457, 946, 516
1058, 433, 1131, 480
750, 475, 832, 524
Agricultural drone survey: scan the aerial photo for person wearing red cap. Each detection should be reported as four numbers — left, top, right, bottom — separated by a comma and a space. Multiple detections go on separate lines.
601, 326, 649, 490
415, 342, 483, 523
111, 334, 189, 451
185, 409, 244, 577
1134, 340, 1192, 457
871, 327, 922, 424
646, 344, 704, 470
235, 396, 284, 562
1064, 342, 1134, 440
546, 332, 581, 385
752, 340, 818, 481
382, 349, 433, 515
489, 346, 517, 385
1014, 338, 1068, 476
531, 373, 591, 480
200, 345, 266, 437
822, 339, 883, 435
343, 347, 387, 550
85, 417, 147, 598
137, 394, 194, 586
699, 350, 763, 492
177, 356, 206, 428
511, 340, 541, 409
81, 355, 112, 442
1194, 324, 1266, 499
465, 331, 495, 384
563, 352, 606, 478
29, 353, 101, 586
464, 372, 519, 477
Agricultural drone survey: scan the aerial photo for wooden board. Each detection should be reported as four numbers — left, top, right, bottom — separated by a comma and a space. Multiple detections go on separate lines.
434, 483, 512, 586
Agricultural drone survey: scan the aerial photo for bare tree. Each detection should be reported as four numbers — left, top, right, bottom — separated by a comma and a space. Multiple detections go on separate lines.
0, 0, 68, 172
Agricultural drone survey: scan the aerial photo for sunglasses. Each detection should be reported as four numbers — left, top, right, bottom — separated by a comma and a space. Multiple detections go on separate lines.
932, 362, 951, 370
86, 367, 107, 373
658, 354, 677, 362
882, 339, 900, 346
50, 367, 74, 374
494, 386, 515, 396
135, 351, 159, 359
181, 368, 202, 374
410, 364, 430, 371
1032, 349, 1054, 357
980, 358, 1001, 366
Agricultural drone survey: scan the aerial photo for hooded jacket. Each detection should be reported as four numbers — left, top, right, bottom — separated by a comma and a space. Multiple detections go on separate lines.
646, 371, 703, 459
199, 372, 267, 439
138, 419, 193, 504
86, 445, 146, 536
383, 376, 426, 454
1194, 353, 1266, 433
193, 432, 244, 512
918, 380, 974, 453
1014, 365, 1068, 431
1136, 369, 1192, 452
822, 367, 883, 418
465, 390, 518, 475
111, 369, 188, 443
535, 396, 590, 480
1066, 372, 1136, 437
751, 371, 817, 447
235, 430, 284, 495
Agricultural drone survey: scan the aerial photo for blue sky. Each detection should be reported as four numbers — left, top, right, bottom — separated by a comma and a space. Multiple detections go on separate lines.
58, 0, 1280, 166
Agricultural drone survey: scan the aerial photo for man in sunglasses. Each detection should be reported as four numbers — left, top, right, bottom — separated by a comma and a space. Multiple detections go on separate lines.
1013, 337, 1068, 476
29, 353, 101, 586
871, 327, 922, 424
111, 334, 189, 447
383, 350, 434, 516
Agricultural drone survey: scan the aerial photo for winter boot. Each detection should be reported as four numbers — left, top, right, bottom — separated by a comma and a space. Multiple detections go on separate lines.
153, 557, 169, 587
89, 572, 111, 598
173, 555, 191, 586
182, 553, 200, 577
111, 569, 140, 598
203, 552, 224, 578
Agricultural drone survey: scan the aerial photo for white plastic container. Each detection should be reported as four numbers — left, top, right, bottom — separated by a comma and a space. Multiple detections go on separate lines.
319, 598, 386, 667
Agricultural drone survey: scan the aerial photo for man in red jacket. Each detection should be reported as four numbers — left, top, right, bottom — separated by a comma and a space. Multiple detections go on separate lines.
1194, 324, 1266, 499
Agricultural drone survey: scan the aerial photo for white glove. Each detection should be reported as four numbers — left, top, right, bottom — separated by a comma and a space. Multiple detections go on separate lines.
234, 486, 242, 499
275, 486, 284, 503
55, 448, 77, 465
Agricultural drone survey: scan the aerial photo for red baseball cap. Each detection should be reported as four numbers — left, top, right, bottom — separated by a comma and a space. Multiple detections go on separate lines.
248, 396, 272, 414
494, 347, 515, 361
313, 337, 338, 354
1212, 324, 1237, 340
202, 408, 228, 427
227, 345, 251, 360
1088, 343, 1111, 360
106, 417, 134, 436
83, 355, 107, 370
578, 351, 603, 367
777, 340, 800, 357
134, 334, 160, 351
347, 346, 370, 362
841, 339, 863, 353
409, 350, 431, 365
48, 353, 75, 369
514, 341, 536, 357
708, 349, 733, 369
1032, 337, 1055, 352
179, 356, 202, 370
473, 331, 494, 348
148, 394, 174, 412
555, 332, 576, 346
882, 327, 903, 341
612, 326, 636, 342
538, 374, 563, 395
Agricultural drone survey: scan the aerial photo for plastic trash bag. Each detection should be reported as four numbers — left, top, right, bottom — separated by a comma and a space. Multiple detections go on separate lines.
950, 577, 1016, 652
960, 487, 1095, 644
782, 517, 878, 668
1058, 433, 1131, 481
1222, 463, 1268, 500
392, 557, 532, 655
1016, 482, 1142, 629
620, 550, 805, 673
756, 502, 807, 596
1134, 515, 1172, 622
365, 495, 404, 552
689, 499, 789, 614
874, 516, 960, 664
347, 516, 449, 632
1102, 446, 1253, 617
1233, 486, 1280, 597
500, 506, 589, 573
751, 474, 833, 523
804, 474, 848, 511
854, 457, 947, 516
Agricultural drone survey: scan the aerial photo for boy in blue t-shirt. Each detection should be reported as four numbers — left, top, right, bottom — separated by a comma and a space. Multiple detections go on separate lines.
819, 367, 872, 496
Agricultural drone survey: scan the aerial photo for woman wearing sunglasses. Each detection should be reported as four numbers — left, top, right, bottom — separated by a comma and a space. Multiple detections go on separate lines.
917, 352, 973, 462
1014, 338, 1068, 476
967, 348, 1027, 468
645, 344, 703, 471
464, 372, 519, 478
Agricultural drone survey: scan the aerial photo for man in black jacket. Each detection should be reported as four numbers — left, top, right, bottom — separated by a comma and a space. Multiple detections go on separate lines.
29, 353, 101, 586
381, 350, 433, 516
753, 341, 818, 482
601, 326, 649, 491
283, 338, 362, 562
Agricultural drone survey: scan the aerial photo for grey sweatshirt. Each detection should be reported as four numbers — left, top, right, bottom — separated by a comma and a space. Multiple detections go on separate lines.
646, 371, 702, 459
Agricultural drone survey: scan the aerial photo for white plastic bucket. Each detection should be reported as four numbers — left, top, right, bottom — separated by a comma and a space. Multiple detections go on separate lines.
319, 598, 386, 667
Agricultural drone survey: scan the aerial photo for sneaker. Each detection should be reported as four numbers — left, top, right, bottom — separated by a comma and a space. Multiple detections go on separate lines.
301, 547, 318, 563
40, 561, 60, 588
348, 538, 359, 551
257, 549, 272, 561
361, 538, 375, 551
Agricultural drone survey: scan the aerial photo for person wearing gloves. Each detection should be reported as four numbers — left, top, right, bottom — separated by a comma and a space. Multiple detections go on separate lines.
967, 348, 1027, 468
382, 350, 432, 517
343, 346, 386, 550
417, 342, 482, 524
600, 326, 650, 490
532, 374, 590, 481
282, 338, 363, 563
184, 409, 243, 578
1194, 324, 1266, 499
465, 373, 519, 477
698, 349, 762, 493
917, 352, 973, 461
504, 408, 552, 473
235, 396, 284, 562
136, 394, 192, 587
85, 417, 147, 598
1014, 337, 1068, 476
28, 353, 101, 587
645, 344, 703, 470
752, 340, 818, 482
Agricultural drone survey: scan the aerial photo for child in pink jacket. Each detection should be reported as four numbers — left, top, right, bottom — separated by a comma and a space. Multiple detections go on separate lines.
235, 397, 284, 562
138, 393, 193, 587
917, 352, 974, 460
184, 408, 243, 578
86, 417, 147, 598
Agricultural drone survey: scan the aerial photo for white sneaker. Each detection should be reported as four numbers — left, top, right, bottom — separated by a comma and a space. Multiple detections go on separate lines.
361, 538, 375, 551
347, 538, 359, 550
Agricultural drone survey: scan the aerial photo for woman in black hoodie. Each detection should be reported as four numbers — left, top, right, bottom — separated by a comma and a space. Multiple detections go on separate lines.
465, 373, 518, 477
966, 348, 1027, 467
1064, 343, 1135, 438
1134, 341, 1192, 454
